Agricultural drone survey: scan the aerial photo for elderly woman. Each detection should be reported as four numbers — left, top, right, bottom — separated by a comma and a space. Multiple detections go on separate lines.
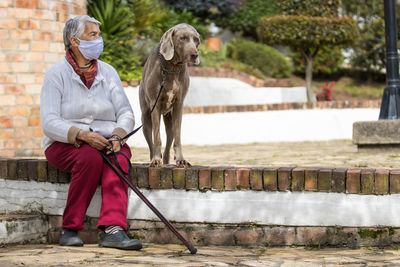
40, 15, 141, 250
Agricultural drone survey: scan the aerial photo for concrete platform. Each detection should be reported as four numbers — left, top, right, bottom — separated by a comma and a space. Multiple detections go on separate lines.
353, 120, 400, 152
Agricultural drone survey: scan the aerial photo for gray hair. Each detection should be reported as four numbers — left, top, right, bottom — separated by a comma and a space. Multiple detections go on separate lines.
63, 15, 101, 50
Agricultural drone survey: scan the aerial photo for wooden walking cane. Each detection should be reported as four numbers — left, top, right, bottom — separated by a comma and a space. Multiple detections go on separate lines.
100, 151, 198, 254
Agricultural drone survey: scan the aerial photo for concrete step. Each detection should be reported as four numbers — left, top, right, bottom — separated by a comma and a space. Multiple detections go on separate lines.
0, 214, 48, 245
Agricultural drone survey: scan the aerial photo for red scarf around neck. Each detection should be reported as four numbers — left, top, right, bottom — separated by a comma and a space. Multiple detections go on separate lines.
66, 49, 98, 89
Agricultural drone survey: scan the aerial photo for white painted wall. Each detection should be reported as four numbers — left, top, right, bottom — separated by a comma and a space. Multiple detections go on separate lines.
126, 100, 379, 148
184, 77, 307, 106
1, 179, 400, 227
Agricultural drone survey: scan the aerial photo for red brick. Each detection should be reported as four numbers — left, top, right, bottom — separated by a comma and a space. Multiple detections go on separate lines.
346, 169, 361, 194
3, 140, 21, 149
237, 168, 250, 190
0, 129, 13, 139
5, 84, 25, 94
390, 170, 400, 194
10, 29, 32, 40
0, 19, 17, 29
31, 63, 47, 73
305, 168, 318, 191
16, 0, 38, 8
15, 128, 32, 138
159, 166, 173, 189
28, 116, 41, 126
172, 168, 184, 189
0, 118, 12, 128
199, 168, 211, 190
291, 167, 304, 191
375, 169, 389, 195
135, 164, 149, 188
148, 167, 160, 189
0, 74, 16, 83
30, 107, 40, 116
278, 167, 292, 192
6, 53, 24, 62
185, 168, 198, 190
332, 168, 346, 193
318, 168, 332, 192
18, 40, 30, 51
34, 31, 54, 41
57, 12, 72, 23
224, 168, 236, 190
11, 62, 29, 72
0, 0, 13, 8
13, 117, 27, 128
18, 19, 39, 30
361, 169, 375, 194
31, 41, 49, 52
249, 168, 263, 190
34, 10, 55, 20
263, 167, 278, 191
211, 167, 224, 191
0, 159, 8, 178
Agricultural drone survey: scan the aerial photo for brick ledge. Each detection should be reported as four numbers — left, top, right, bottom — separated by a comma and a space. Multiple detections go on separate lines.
1, 159, 399, 195
183, 100, 381, 114
45, 216, 400, 247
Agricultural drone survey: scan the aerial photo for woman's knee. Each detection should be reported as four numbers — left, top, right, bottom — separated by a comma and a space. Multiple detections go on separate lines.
74, 144, 103, 169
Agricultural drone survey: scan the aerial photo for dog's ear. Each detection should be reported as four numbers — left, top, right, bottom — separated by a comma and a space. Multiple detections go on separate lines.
160, 28, 175, 61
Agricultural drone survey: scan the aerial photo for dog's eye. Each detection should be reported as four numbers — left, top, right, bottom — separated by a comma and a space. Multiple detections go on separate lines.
180, 36, 187, 41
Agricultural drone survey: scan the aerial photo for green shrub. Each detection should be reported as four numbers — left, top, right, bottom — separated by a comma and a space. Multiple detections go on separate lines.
101, 36, 142, 81
227, 39, 292, 78
198, 43, 226, 68
88, 0, 143, 81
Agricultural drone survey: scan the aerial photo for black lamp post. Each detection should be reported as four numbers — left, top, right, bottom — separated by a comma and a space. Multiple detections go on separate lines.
379, 0, 400, 119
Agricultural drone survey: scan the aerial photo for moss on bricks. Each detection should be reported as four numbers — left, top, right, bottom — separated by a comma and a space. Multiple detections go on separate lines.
359, 228, 385, 239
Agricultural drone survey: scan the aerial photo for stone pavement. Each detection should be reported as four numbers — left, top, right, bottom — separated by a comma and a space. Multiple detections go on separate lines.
132, 140, 400, 169
1, 243, 400, 266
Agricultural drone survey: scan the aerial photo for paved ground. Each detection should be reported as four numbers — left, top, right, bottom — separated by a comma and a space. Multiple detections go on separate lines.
1, 243, 400, 267
132, 140, 400, 169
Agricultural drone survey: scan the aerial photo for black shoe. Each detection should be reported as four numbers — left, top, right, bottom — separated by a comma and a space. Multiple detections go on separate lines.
59, 228, 83, 246
99, 230, 142, 250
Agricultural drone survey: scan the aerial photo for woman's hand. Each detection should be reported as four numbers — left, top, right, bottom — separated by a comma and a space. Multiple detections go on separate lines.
77, 130, 109, 150
106, 136, 121, 154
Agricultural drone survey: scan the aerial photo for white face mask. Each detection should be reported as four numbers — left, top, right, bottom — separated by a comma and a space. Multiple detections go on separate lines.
78, 37, 104, 60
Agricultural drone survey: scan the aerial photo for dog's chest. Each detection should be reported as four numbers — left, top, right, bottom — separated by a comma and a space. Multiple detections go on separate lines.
161, 80, 180, 115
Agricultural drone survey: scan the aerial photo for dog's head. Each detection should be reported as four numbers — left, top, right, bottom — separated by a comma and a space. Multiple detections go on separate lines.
160, 23, 200, 65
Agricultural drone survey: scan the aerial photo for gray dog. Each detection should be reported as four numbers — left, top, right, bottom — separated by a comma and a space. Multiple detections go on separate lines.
139, 24, 200, 167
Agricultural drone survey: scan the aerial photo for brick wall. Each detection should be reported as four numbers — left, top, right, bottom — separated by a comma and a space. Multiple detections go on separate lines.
2, 158, 400, 195
0, 0, 86, 158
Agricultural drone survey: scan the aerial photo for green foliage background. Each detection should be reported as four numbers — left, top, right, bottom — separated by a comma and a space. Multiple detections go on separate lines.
214, 0, 278, 38
227, 39, 292, 78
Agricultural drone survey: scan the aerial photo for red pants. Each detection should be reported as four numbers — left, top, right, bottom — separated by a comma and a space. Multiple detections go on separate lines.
45, 142, 132, 231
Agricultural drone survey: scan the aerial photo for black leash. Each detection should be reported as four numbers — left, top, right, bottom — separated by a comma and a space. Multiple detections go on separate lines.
99, 54, 197, 254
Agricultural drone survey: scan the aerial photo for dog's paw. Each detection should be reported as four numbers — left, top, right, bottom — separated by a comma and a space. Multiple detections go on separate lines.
149, 159, 162, 168
176, 160, 191, 168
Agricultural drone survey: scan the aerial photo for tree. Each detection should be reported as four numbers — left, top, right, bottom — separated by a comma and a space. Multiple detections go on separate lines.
341, 0, 400, 78
162, 0, 242, 20
214, 0, 278, 38
257, 0, 359, 102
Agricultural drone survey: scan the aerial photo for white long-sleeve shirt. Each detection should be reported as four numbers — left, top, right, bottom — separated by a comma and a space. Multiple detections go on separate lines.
40, 57, 135, 151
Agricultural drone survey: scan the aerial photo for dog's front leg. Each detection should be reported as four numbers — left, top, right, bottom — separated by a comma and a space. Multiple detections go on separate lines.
150, 109, 163, 167
172, 105, 191, 168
